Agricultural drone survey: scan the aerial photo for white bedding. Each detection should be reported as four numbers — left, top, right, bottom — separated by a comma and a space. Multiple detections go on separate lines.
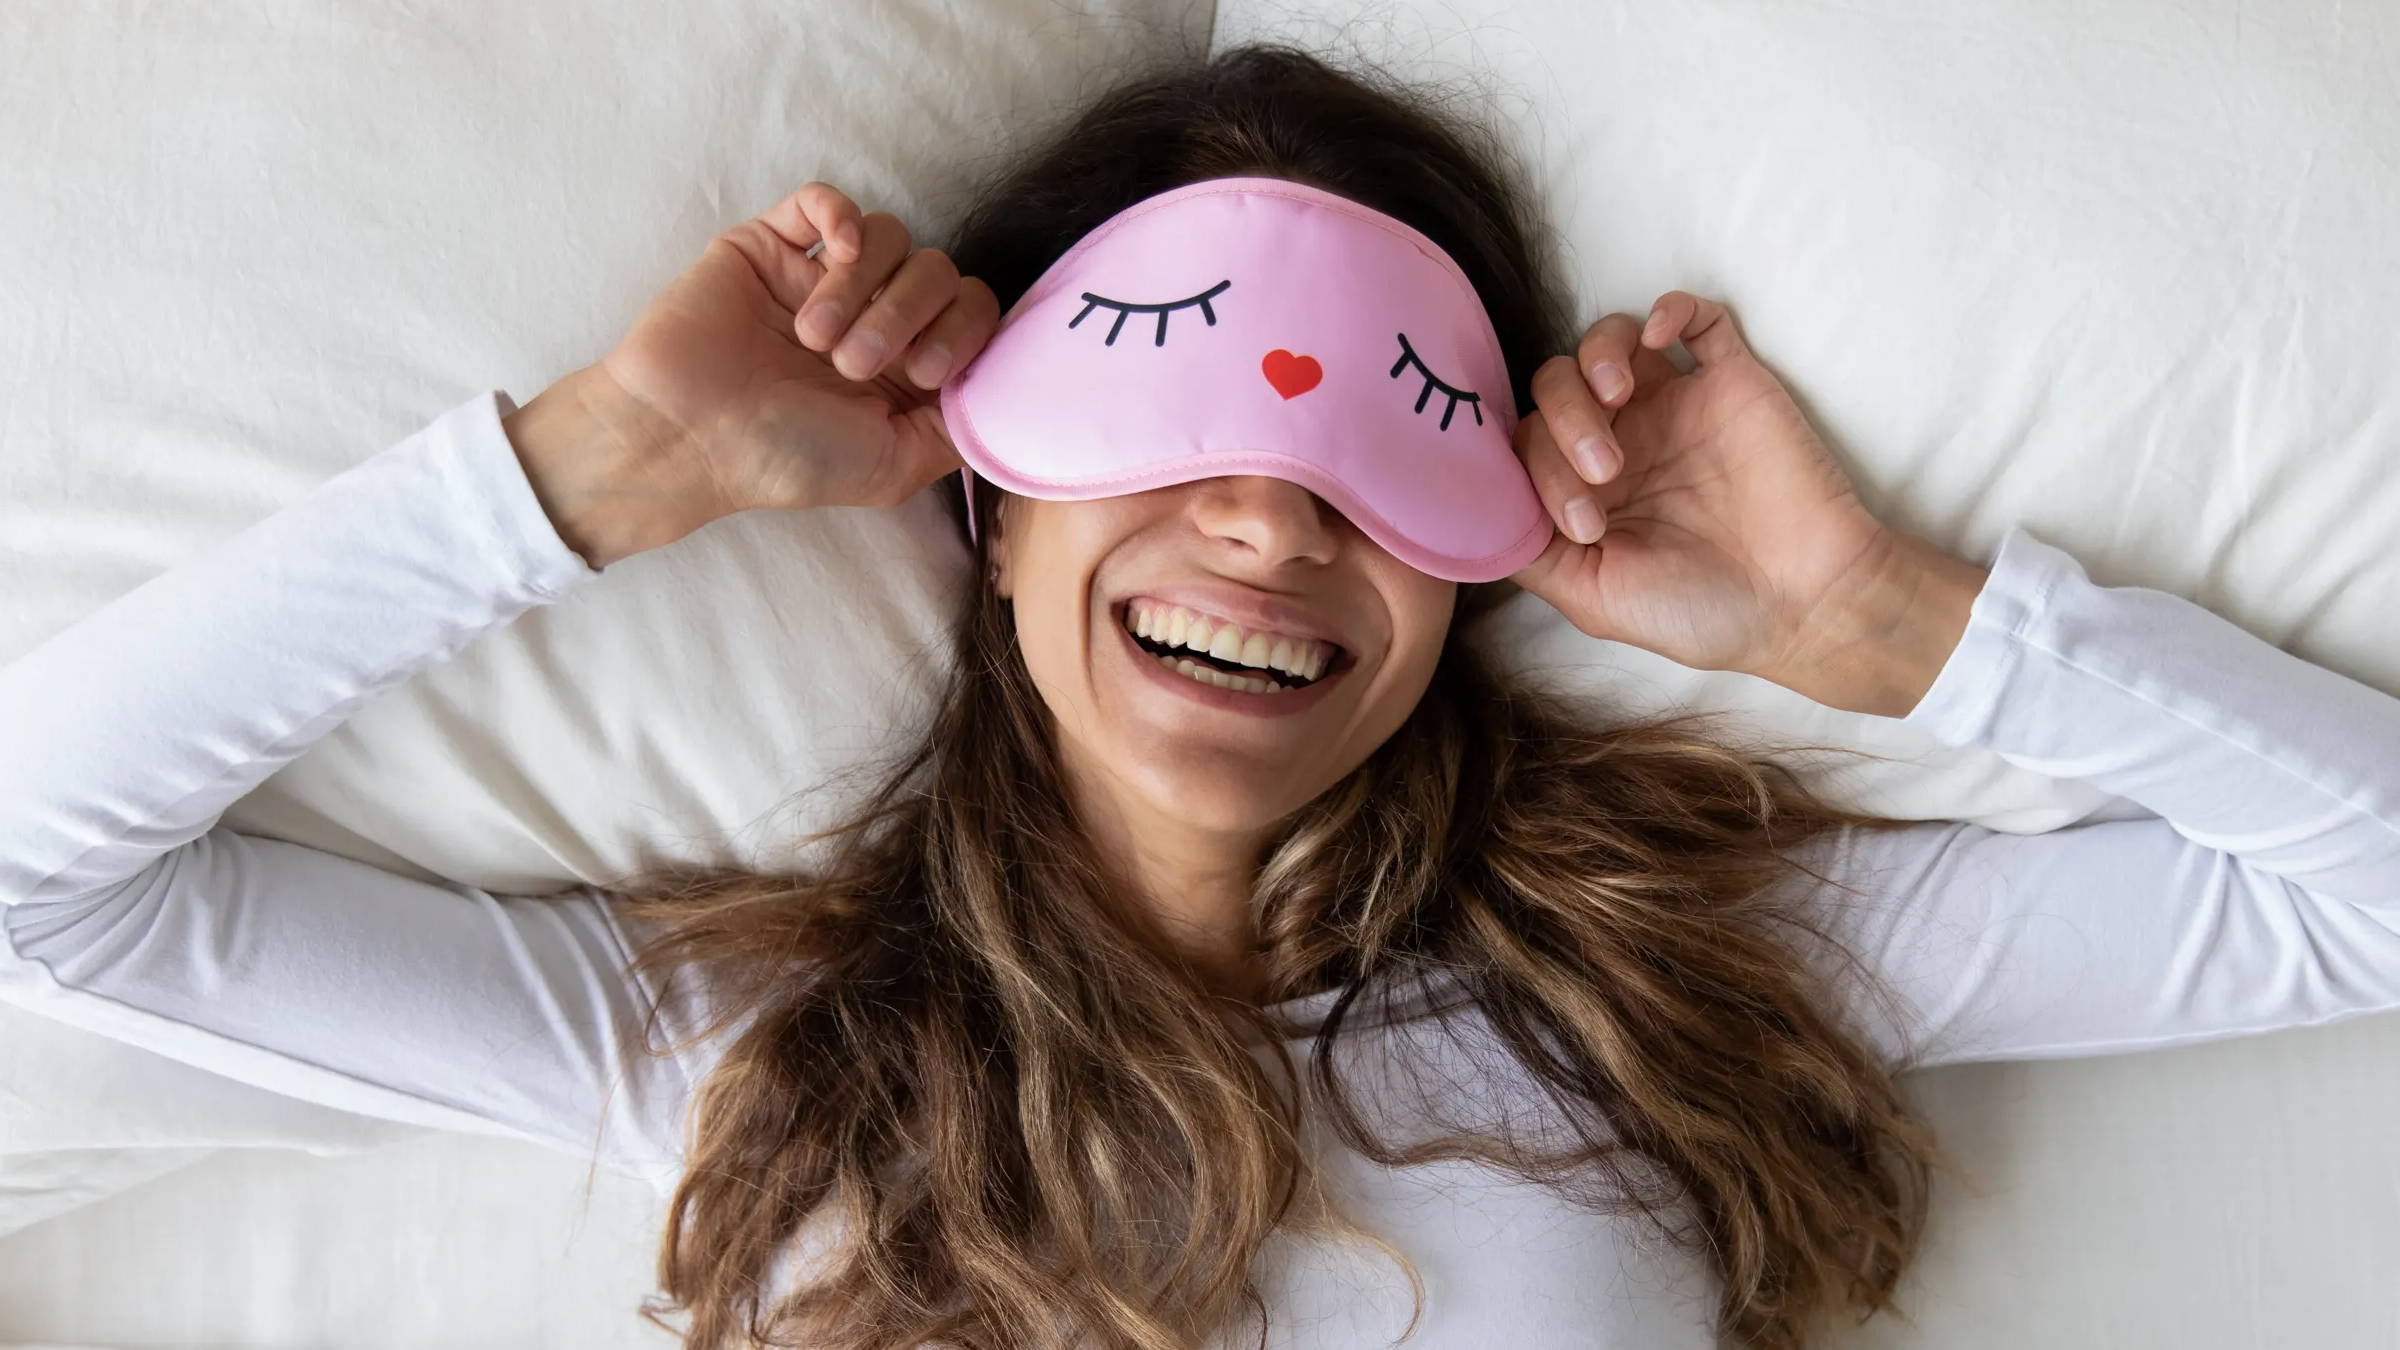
5, 0, 2399, 1345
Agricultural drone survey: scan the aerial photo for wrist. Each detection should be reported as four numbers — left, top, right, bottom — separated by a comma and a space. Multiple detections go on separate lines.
501, 364, 722, 569
1759, 529, 1991, 719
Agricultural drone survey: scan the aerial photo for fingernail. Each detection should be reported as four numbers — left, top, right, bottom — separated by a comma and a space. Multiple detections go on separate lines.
802, 302, 845, 346
1571, 434, 1618, 485
1588, 361, 1629, 403
912, 342, 952, 386
832, 328, 887, 377
1563, 497, 1603, 544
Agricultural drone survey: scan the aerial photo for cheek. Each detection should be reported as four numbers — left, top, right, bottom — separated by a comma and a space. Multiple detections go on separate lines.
1326, 585, 1442, 738
1006, 562, 1112, 740
1388, 579, 1458, 675
1013, 586, 1086, 695
1375, 629, 1446, 730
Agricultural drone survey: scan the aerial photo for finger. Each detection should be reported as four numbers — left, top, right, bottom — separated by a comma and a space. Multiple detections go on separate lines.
829, 247, 962, 382
727, 185, 865, 317
1627, 340, 1681, 391
1574, 312, 1647, 409
859, 403, 968, 510
794, 211, 913, 352
898, 274, 1002, 389
760, 181, 865, 266
704, 215, 826, 325
1512, 390, 1608, 545
1529, 354, 1623, 488
1640, 290, 1751, 367
1504, 527, 1595, 623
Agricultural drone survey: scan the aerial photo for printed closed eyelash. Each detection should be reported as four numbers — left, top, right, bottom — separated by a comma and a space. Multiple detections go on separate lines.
1389, 333, 1483, 431
1066, 289, 1486, 433
1068, 279, 1233, 347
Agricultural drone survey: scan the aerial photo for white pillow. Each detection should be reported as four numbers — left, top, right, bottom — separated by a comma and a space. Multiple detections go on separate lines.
0, 0, 1211, 1234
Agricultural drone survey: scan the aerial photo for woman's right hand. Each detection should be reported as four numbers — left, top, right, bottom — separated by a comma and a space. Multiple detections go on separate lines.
1505, 292, 1967, 701
597, 181, 1002, 518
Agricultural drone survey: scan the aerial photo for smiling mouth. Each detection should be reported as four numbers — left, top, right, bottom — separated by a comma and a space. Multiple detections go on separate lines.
1108, 595, 1344, 687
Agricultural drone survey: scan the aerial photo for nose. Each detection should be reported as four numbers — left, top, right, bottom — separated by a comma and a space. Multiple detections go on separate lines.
1189, 475, 1340, 569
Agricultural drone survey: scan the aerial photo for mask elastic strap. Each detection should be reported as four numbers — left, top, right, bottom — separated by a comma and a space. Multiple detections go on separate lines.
960, 466, 979, 545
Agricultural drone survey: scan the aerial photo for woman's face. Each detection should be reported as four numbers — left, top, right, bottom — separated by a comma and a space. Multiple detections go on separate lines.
992, 476, 1456, 835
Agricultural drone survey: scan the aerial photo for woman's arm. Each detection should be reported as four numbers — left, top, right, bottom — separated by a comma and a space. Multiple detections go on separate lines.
1498, 292, 2400, 1072
1776, 526, 2400, 1072
0, 178, 994, 1181
0, 384, 715, 1182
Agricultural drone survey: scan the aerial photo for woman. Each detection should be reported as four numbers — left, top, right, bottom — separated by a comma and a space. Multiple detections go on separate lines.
6, 40, 2400, 1350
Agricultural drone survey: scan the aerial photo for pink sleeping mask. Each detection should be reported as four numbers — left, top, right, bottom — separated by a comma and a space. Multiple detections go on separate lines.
935, 175, 1548, 584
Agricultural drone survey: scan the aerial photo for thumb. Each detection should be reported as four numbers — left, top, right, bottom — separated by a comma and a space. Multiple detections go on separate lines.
872, 402, 966, 507
1505, 530, 1610, 639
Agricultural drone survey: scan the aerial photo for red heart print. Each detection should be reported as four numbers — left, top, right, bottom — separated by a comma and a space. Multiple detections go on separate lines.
1261, 349, 1322, 399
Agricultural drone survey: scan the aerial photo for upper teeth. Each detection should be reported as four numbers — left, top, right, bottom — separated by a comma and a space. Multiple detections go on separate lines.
1126, 600, 1334, 682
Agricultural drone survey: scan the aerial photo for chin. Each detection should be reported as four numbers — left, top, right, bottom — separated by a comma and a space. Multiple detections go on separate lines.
1137, 771, 1301, 835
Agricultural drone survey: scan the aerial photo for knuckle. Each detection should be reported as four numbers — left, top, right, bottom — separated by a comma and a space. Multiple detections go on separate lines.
1510, 417, 1545, 466
910, 248, 960, 287
1511, 429, 1543, 471
921, 299, 972, 340
1530, 435, 1572, 484
1575, 317, 1633, 364
1528, 461, 1559, 499
1516, 439, 1553, 487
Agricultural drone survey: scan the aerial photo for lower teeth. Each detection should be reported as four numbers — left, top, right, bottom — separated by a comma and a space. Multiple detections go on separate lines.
1155, 652, 1292, 695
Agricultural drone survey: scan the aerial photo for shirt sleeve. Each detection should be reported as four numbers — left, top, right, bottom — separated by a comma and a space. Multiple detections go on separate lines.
0, 390, 703, 1187
1784, 525, 2400, 1074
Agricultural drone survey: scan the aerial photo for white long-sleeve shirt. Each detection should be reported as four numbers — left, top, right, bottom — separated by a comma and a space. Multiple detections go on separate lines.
4, 390, 2400, 1347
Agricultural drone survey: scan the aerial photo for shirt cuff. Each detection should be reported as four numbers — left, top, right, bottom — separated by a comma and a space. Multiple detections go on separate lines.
1897, 524, 2071, 743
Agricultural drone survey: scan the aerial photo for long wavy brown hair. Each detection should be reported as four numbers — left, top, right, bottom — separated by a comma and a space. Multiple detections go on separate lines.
607, 38, 1967, 1350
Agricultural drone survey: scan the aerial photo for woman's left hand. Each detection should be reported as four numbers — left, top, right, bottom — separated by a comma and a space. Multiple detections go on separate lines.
1505, 291, 1920, 686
